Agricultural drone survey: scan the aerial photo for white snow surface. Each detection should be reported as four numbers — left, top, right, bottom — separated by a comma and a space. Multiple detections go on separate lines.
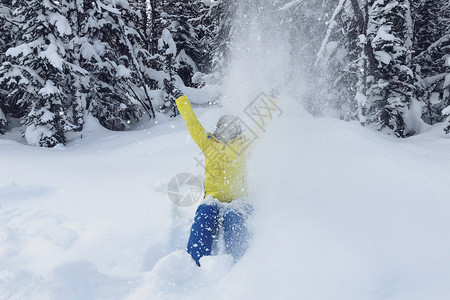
1, 96, 450, 299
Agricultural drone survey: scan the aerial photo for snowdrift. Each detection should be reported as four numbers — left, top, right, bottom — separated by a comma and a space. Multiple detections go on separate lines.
1, 96, 450, 299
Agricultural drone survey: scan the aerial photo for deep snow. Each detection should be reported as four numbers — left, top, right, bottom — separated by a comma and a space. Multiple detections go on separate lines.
1, 96, 450, 299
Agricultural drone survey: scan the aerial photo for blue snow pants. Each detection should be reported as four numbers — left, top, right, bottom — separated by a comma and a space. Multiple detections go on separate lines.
187, 202, 253, 266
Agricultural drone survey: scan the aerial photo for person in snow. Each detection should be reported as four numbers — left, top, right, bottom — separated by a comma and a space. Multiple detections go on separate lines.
175, 94, 254, 266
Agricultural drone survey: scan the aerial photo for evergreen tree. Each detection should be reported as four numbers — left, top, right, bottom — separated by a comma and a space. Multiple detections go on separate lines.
158, 28, 179, 116
2, 0, 448, 141
364, 0, 415, 137
169, 1, 210, 82
443, 36, 450, 134
315, 0, 449, 135
431, 24, 450, 133
154, 0, 212, 86
59, 0, 89, 132
0, 0, 72, 146
412, 0, 448, 56
118, 0, 156, 118
189, 2, 215, 80
0, 0, 15, 64
148, 0, 161, 55
412, 0, 450, 126
71, 0, 145, 131
0, 0, 16, 132
151, 0, 213, 114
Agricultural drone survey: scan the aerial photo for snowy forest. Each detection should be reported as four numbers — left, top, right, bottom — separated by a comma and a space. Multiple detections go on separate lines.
0, 0, 449, 147
2, 1, 450, 299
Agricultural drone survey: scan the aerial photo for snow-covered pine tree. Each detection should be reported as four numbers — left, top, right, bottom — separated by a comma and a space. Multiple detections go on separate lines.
0, 0, 73, 146
0, 0, 14, 65
412, 0, 450, 127
148, 0, 160, 56
172, 1, 210, 83
118, 0, 156, 118
442, 27, 450, 134
157, 28, 179, 116
412, 0, 448, 56
58, 0, 89, 132
73, 0, 144, 131
132, 0, 151, 44
155, 0, 211, 86
364, 0, 416, 137
148, 0, 182, 115
348, 0, 372, 124
0, 1, 14, 133
208, 0, 238, 84
151, 0, 213, 115
189, 2, 215, 81
427, 13, 450, 133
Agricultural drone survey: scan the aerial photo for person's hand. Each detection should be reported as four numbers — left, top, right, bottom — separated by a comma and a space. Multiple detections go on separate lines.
173, 87, 183, 98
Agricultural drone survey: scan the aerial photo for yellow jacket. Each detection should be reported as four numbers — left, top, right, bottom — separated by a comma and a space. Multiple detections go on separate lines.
176, 95, 250, 202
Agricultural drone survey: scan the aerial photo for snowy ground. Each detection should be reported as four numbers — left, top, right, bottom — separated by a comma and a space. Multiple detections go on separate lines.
1, 96, 450, 299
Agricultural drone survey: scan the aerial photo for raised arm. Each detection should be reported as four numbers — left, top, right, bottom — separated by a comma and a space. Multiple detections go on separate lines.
176, 95, 209, 151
